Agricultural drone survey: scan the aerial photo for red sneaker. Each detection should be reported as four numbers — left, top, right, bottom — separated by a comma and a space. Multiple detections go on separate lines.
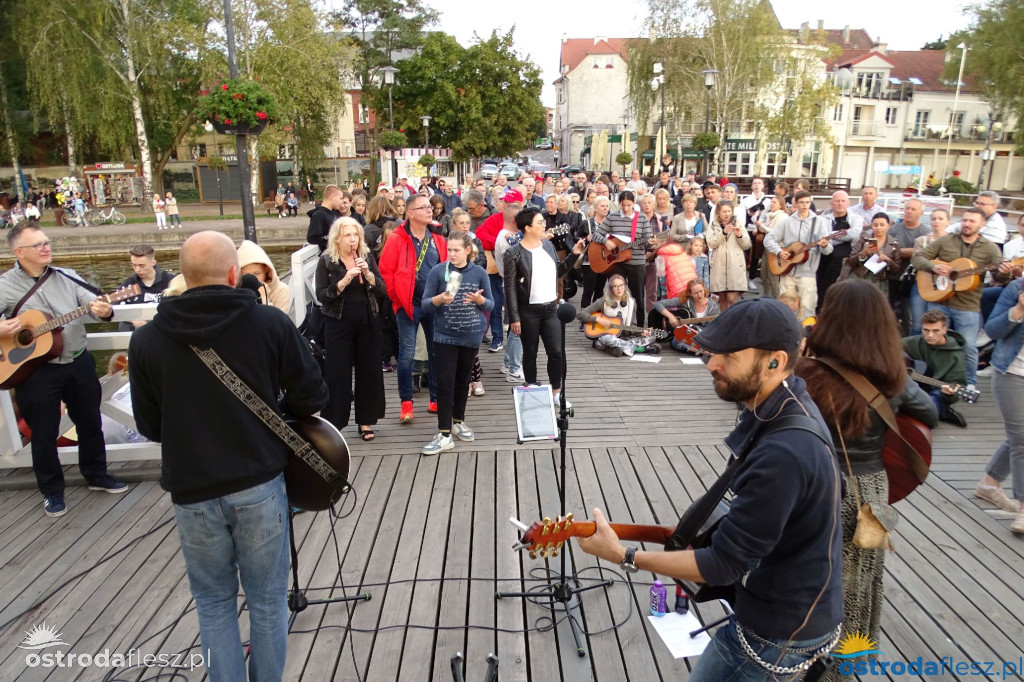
400, 400, 414, 423
428, 400, 438, 413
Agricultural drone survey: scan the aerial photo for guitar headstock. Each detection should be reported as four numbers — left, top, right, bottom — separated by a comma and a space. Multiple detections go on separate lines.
515, 513, 576, 559
105, 284, 142, 304
957, 385, 980, 404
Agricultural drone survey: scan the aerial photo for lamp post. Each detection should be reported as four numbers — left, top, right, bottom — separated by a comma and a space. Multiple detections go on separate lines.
380, 65, 399, 184
621, 112, 630, 172
701, 68, 719, 176
975, 114, 1003, 190
421, 115, 432, 149
940, 43, 967, 194
222, 0, 256, 242
653, 62, 666, 173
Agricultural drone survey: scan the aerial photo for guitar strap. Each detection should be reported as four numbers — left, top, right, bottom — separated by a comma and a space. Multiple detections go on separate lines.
808, 356, 928, 483
10, 268, 54, 317
189, 344, 346, 486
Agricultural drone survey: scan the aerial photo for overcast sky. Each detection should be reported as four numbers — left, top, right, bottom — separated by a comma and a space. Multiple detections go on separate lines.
426, 0, 973, 107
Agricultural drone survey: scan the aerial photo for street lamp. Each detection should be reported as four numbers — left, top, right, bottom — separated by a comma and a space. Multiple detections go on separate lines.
940, 43, 967, 194
380, 65, 399, 184
653, 63, 666, 172
421, 115, 432, 148
701, 68, 719, 175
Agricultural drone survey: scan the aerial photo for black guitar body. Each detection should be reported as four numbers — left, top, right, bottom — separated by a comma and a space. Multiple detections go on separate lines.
284, 415, 351, 512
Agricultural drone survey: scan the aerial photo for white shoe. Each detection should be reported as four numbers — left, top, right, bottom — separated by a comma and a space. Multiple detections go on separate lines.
421, 433, 454, 455
1011, 507, 1024, 534
473, 381, 485, 396
506, 371, 525, 383
977, 329, 992, 346
975, 482, 1021, 513
452, 422, 475, 442
976, 366, 993, 378
499, 366, 510, 375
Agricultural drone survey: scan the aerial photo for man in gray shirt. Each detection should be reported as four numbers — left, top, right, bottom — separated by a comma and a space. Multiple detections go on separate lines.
889, 198, 930, 334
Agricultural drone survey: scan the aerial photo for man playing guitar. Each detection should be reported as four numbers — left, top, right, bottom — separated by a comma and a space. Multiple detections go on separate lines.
0, 222, 129, 518
578, 298, 843, 681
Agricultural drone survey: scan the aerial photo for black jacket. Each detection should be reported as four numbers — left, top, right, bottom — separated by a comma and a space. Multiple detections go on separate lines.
502, 239, 579, 323
306, 205, 344, 252
129, 286, 328, 504
314, 251, 385, 320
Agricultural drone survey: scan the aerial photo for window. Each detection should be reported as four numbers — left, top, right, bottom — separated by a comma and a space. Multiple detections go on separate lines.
855, 71, 885, 96
605, 57, 614, 69
765, 152, 788, 178
833, 104, 844, 122
190, 143, 207, 160
358, 104, 370, 124
725, 152, 755, 177
558, 88, 564, 104
801, 142, 821, 177
885, 107, 898, 125
947, 111, 965, 137
278, 144, 295, 159
913, 110, 930, 137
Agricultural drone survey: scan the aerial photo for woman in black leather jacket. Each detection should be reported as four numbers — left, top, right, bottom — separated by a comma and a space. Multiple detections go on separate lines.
797, 279, 937, 675
503, 206, 585, 403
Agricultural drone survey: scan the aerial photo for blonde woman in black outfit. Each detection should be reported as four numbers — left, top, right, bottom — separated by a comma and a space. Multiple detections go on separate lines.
503, 206, 586, 404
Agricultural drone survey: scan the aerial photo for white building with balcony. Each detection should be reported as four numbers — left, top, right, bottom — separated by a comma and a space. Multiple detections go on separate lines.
825, 45, 1020, 191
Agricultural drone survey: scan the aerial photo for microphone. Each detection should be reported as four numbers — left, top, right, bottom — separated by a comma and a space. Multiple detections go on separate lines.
240, 273, 264, 302
556, 301, 577, 324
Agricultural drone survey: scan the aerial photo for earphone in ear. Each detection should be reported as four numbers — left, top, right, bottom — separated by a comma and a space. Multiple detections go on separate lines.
769, 359, 779, 370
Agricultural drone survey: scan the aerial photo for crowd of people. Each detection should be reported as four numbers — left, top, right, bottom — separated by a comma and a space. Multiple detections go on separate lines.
2, 162, 1023, 681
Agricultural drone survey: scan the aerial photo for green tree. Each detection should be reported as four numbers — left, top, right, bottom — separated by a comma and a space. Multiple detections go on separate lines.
921, 36, 947, 50
376, 29, 545, 161
628, 0, 835, 172
949, 0, 1024, 154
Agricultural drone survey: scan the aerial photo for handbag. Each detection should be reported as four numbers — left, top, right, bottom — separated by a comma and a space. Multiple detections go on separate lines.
809, 357, 931, 503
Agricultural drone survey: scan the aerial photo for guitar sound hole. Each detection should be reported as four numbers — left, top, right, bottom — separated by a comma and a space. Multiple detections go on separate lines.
15, 329, 33, 346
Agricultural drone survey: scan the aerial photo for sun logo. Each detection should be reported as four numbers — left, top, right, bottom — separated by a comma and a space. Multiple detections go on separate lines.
833, 631, 884, 659
17, 623, 67, 650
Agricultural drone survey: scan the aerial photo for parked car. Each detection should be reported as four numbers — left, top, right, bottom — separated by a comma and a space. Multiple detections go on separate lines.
531, 164, 550, 176
536, 140, 553, 150
480, 164, 499, 180
500, 164, 519, 181
560, 165, 582, 175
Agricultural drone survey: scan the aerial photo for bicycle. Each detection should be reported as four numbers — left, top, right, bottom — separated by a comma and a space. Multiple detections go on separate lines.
61, 210, 87, 227
85, 204, 127, 226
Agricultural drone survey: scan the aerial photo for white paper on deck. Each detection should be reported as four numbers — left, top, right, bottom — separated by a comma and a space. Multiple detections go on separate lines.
630, 354, 662, 363
679, 357, 704, 365
647, 612, 712, 659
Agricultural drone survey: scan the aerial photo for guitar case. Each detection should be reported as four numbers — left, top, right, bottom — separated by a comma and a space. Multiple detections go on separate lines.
664, 414, 835, 605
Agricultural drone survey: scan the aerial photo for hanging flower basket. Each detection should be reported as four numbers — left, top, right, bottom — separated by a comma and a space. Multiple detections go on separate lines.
379, 131, 408, 151
196, 78, 279, 136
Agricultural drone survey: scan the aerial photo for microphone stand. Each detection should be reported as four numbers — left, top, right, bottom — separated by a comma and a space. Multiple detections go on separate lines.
497, 301, 611, 658
286, 509, 371, 616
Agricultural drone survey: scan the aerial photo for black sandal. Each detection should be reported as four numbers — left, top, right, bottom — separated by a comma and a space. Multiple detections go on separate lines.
359, 428, 375, 441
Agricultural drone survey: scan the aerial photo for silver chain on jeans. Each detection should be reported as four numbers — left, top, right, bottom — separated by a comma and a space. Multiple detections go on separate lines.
735, 621, 842, 677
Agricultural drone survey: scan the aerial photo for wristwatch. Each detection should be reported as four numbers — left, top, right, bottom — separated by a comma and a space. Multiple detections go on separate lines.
619, 546, 638, 574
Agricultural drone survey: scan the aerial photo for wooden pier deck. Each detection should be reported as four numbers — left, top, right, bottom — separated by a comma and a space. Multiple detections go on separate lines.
0, 326, 1022, 681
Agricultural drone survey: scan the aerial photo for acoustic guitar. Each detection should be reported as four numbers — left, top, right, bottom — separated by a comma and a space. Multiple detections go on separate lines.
283, 415, 351, 512
0, 284, 141, 389
908, 371, 980, 404
588, 236, 632, 273
766, 229, 848, 276
583, 312, 670, 340
915, 257, 1024, 303
883, 414, 932, 504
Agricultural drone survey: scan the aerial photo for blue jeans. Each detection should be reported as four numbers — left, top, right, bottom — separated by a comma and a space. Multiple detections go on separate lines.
397, 307, 437, 403
488, 273, 504, 345
909, 284, 927, 335
174, 474, 290, 682
690, 619, 836, 682
927, 303, 980, 385
504, 333, 523, 374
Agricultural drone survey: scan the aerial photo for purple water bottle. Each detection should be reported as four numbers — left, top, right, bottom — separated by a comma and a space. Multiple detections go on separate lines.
650, 580, 667, 617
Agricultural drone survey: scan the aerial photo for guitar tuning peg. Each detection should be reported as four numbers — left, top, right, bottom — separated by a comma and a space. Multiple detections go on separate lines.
542, 516, 551, 526
550, 548, 559, 558
565, 512, 574, 522
552, 520, 561, 532
529, 550, 537, 560
556, 541, 564, 550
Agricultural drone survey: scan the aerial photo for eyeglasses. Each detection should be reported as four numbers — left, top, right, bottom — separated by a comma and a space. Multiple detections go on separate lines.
16, 240, 50, 251
409, 205, 432, 212
974, 200, 993, 206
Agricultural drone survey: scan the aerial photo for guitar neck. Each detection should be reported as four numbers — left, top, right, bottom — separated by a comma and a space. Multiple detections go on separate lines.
674, 313, 719, 325
909, 371, 944, 389
794, 230, 845, 255
33, 301, 100, 338
572, 521, 676, 545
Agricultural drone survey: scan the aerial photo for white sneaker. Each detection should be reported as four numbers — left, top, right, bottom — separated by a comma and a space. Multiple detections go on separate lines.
977, 329, 992, 346
499, 366, 510, 375
506, 371, 525, 383
452, 422, 475, 442
976, 366, 993, 378
472, 381, 485, 396
421, 433, 454, 455
1011, 507, 1024, 534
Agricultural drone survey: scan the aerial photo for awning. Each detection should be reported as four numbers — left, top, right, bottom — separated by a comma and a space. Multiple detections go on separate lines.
642, 148, 703, 160
581, 147, 591, 155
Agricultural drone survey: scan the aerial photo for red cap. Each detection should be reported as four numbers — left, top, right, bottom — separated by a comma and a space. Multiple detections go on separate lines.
503, 189, 524, 204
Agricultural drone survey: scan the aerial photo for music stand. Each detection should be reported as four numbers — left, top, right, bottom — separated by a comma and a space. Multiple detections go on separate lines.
497, 302, 611, 657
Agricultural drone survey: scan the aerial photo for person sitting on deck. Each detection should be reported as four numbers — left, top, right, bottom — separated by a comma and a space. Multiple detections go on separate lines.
654, 279, 721, 354
577, 274, 658, 357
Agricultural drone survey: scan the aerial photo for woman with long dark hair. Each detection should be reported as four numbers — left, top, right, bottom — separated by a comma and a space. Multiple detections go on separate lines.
796, 279, 936, 669
315, 217, 387, 440
504, 206, 586, 403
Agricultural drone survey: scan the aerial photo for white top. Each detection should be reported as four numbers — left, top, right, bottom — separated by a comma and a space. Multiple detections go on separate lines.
626, 180, 648, 193
494, 228, 518, 277
528, 245, 557, 304
946, 211, 1007, 244
1003, 236, 1023, 260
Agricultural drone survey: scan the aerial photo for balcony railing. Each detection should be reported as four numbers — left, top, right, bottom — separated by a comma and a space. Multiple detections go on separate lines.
850, 121, 886, 137
904, 125, 1018, 144
836, 83, 914, 102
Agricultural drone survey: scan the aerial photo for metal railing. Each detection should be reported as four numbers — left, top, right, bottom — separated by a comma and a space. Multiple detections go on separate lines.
851, 121, 886, 137
904, 125, 1017, 144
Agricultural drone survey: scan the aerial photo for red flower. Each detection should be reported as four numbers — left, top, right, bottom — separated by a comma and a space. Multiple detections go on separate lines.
224, 118, 231, 125
953, 170, 960, 176
256, 111, 267, 120
199, 90, 209, 95
222, 84, 229, 91
233, 93, 244, 100
284, 125, 292, 132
